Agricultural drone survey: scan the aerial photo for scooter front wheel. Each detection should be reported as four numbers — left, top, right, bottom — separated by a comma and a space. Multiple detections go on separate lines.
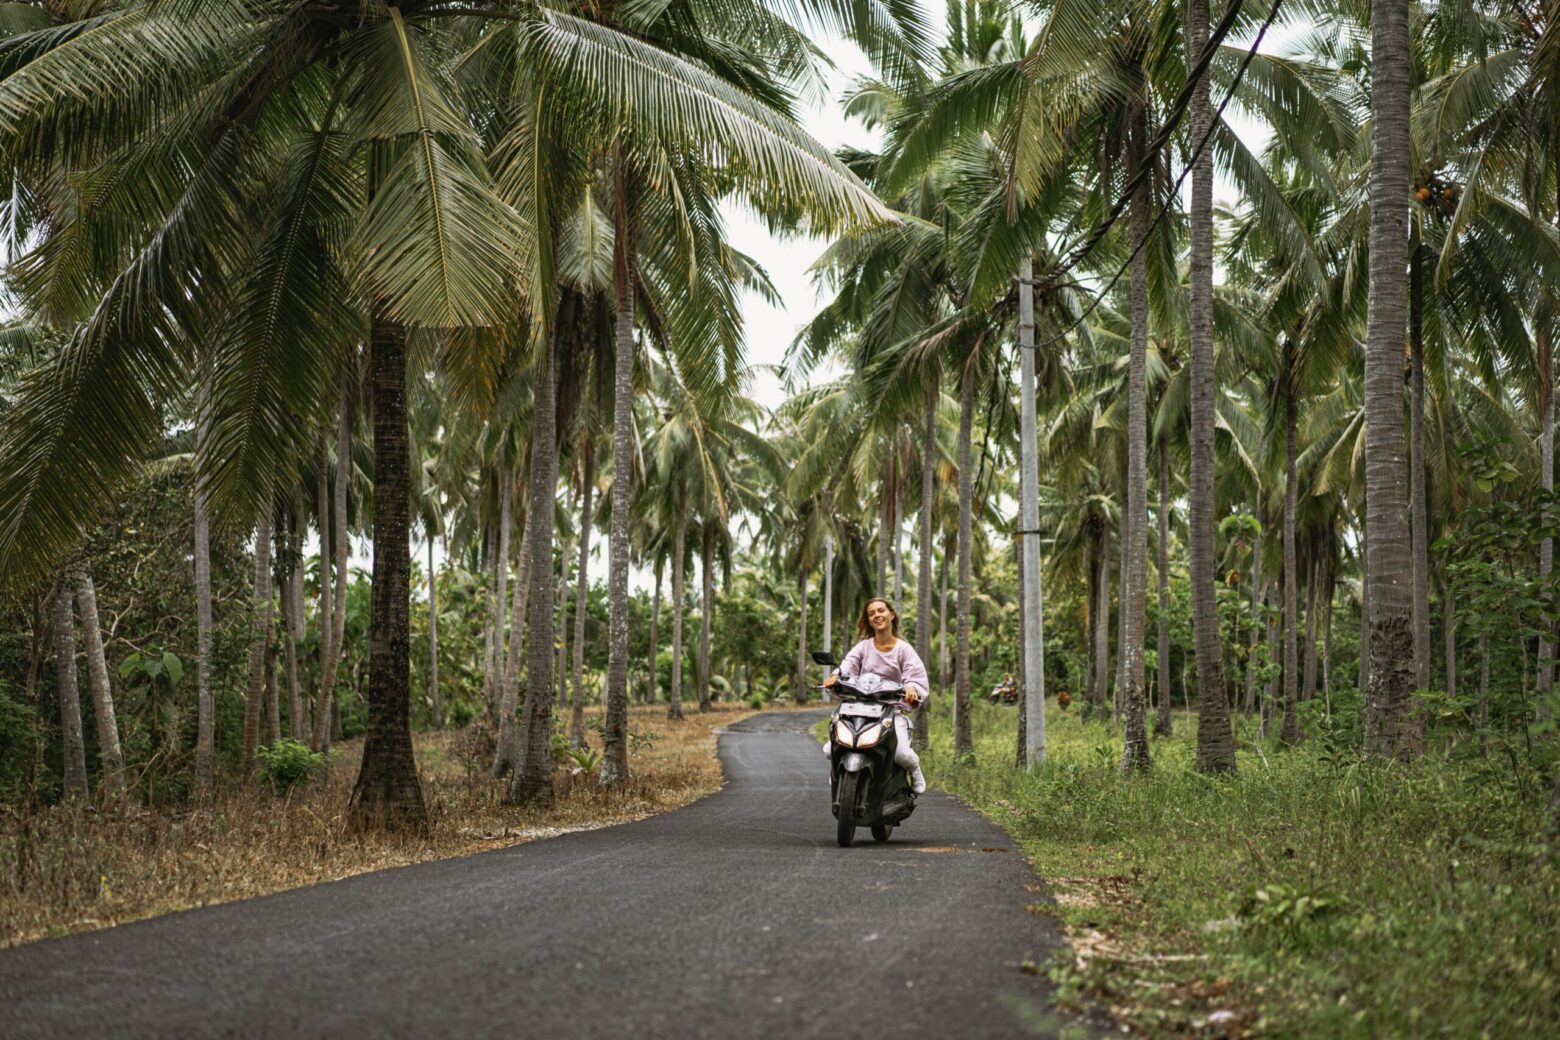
836, 771, 860, 847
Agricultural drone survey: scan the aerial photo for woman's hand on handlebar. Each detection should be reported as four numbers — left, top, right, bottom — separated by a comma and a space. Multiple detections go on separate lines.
823, 672, 837, 688
904, 685, 922, 708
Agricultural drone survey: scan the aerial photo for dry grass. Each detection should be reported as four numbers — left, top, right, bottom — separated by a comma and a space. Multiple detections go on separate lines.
0, 701, 802, 949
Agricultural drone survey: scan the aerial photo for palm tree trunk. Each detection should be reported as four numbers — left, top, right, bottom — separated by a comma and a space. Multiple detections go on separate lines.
1093, 524, 1111, 715
794, 566, 810, 705
698, 521, 714, 712
603, 160, 637, 784
1017, 254, 1046, 766
1280, 364, 1302, 744
1443, 575, 1456, 704
1015, 532, 1027, 766
939, 532, 951, 691
668, 498, 688, 720
241, 513, 274, 778
954, 353, 976, 756
1409, 245, 1432, 705
1358, 505, 1370, 694
1303, 554, 1321, 701
482, 521, 497, 715
1537, 326, 1553, 693
282, 517, 304, 741
74, 567, 125, 798
824, 531, 834, 657
312, 431, 332, 752
494, 467, 513, 721
55, 577, 88, 800
1263, 579, 1279, 733
1119, 102, 1151, 774
428, 534, 442, 729
648, 560, 662, 704
193, 415, 216, 796
893, 473, 906, 605
1155, 437, 1172, 738
495, 503, 530, 775
1116, 512, 1127, 719
509, 310, 561, 807
917, 380, 937, 749
1187, 0, 1233, 771
1363, 0, 1417, 757
570, 453, 593, 745
1245, 508, 1262, 715
876, 457, 892, 594
264, 606, 281, 746
347, 318, 426, 831
313, 394, 351, 754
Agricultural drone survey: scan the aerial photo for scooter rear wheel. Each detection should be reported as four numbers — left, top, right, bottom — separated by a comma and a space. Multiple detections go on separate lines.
836, 771, 860, 847
870, 822, 893, 843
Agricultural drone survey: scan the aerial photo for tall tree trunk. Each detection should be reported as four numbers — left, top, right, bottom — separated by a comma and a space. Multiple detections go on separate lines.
241, 514, 274, 778
1304, 551, 1327, 702
264, 605, 281, 746
1187, 0, 1233, 770
1263, 579, 1279, 732
1116, 509, 1127, 719
494, 508, 530, 776
1363, 0, 1417, 757
1358, 505, 1370, 694
603, 160, 637, 784
954, 353, 976, 756
313, 431, 333, 752
193, 412, 216, 797
428, 534, 442, 729
1017, 254, 1046, 767
1093, 524, 1111, 715
877, 456, 894, 595
1280, 363, 1302, 744
1119, 102, 1151, 774
939, 532, 951, 691
482, 519, 498, 716
313, 393, 351, 754
1443, 575, 1456, 704
1155, 437, 1173, 738
1245, 507, 1262, 715
648, 560, 662, 704
570, 454, 593, 745
916, 380, 937, 750
1409, 245, 1432, 703
668, 498, 688, 720
1478, 630, 1490, 757
55, 577, 88, 799
1537, 325, 1553, 693
282, 518, 304, 741
348, 318, 426, 831
509, 313, 561, 807
556, 511, 571, 708
698, 521, 714, 712
824, 531, 834, 657
75, 567, 125, 798
494, 466, 513, 722
893, 473, 906, 605
794, 566, 810, 705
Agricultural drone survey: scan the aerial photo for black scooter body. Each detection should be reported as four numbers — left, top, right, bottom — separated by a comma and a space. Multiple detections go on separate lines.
815, 651, 917, 847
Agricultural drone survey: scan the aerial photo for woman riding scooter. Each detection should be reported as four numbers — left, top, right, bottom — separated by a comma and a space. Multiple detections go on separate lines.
823, 597, 929, 794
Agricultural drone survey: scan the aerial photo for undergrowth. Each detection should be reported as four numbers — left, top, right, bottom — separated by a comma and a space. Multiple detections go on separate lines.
920, 698, 1558, 1038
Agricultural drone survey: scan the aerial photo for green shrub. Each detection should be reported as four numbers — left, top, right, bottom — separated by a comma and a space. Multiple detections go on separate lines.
255, 739, 326, 793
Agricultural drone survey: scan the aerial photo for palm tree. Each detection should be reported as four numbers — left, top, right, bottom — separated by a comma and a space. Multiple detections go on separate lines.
53, 575, 87, 799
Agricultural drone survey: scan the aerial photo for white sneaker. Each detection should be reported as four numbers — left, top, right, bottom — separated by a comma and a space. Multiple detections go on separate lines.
911, 767, 927, 795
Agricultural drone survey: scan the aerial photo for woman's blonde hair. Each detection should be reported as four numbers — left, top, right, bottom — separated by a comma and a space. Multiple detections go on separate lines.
855, 597, 900, 641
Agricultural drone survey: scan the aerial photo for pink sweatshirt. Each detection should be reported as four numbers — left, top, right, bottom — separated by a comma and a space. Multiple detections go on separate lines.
835, 638, 930, 700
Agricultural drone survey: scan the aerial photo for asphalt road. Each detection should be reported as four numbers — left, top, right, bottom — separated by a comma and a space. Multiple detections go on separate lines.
2, 710, 1073, 1039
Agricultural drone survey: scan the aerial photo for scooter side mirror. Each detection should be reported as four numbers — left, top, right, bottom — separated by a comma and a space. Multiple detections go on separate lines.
811, 650, 838, 668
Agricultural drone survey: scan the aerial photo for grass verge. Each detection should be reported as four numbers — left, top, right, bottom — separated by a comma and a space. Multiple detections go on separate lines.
0, 700, 792, 949
917, 699, 1557, 1038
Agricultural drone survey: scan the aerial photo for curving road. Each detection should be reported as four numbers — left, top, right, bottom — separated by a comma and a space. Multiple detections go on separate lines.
2, 710, 1073, 1039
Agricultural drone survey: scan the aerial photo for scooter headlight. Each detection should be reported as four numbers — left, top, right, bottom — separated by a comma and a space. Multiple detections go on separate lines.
854, 721, 887, 748
833, 722, 854, 748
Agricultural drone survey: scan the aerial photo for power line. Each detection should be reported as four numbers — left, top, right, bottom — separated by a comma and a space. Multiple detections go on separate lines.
1030, 0, 1287, 350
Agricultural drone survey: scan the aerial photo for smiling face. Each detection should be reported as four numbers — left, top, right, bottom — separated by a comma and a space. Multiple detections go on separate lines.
865, 599, 895, 636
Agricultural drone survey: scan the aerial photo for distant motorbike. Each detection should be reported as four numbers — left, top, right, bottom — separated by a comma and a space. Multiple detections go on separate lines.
813, 650, 918, 848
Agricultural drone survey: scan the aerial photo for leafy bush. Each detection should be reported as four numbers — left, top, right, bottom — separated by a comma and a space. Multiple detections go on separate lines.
745, 691, 765, 710
255, 739, 326, 793
446, 698, 478, 729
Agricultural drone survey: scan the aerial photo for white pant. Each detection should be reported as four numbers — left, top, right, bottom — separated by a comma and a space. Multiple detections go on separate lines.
826, 714, 920, 771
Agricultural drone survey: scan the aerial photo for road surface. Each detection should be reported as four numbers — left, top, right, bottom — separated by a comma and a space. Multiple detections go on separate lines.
2, 710, 1075, 1038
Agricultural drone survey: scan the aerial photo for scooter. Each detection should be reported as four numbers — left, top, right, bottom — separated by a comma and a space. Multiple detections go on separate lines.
812, 650, 918, 847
